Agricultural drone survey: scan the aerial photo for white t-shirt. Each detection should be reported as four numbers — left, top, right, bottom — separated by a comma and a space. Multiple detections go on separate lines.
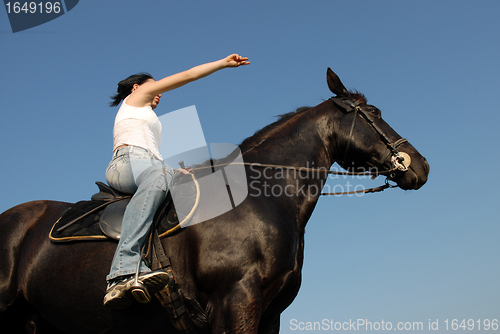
112, 98, 163, 161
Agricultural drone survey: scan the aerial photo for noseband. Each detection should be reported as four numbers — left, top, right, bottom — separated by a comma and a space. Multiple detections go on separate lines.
330, 97, 410, 175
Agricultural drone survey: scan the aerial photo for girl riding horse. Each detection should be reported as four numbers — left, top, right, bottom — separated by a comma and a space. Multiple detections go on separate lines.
104, 54, 250, 309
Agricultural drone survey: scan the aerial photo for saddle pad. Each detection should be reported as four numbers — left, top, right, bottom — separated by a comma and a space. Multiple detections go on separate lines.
49, 200, 111, 242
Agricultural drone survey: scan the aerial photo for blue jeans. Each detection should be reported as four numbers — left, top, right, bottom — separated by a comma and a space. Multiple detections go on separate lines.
105, 146, 174, 282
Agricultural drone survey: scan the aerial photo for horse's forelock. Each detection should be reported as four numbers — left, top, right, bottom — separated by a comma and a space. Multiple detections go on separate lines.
348, 90, 367, 105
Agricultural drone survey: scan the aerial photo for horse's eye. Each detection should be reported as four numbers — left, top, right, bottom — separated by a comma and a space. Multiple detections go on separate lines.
370, 108, 381, 118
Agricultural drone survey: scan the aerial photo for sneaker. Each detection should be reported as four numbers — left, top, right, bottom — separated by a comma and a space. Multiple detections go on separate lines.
128, 270, 170, 304
103, 276, 134, 310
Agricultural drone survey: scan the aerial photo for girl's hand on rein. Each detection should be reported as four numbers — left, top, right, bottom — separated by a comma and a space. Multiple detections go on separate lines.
178, 168, 193, 175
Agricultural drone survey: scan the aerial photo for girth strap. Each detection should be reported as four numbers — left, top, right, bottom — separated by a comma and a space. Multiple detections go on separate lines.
152, 231, 172, 270
150, 231, 206, 333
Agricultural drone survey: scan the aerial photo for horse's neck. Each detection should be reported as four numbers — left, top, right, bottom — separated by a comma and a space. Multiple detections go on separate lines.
243, 104, 336, 228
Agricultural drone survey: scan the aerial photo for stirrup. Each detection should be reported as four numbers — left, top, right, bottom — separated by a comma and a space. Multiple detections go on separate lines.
130, 281, 152, 304
129, 258, 169, 304
131, 258, 152, 303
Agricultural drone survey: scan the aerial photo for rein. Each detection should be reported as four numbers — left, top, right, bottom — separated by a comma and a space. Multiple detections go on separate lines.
191, 162, 399, 196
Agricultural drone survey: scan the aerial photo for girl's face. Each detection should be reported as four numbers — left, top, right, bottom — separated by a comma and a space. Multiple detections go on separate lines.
151, 94, 161, 109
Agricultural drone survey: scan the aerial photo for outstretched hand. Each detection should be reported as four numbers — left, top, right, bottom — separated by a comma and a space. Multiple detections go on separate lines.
224, 54, 250, 67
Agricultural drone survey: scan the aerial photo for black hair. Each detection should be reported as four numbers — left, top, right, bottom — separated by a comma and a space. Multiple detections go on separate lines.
109, 72, 154, 107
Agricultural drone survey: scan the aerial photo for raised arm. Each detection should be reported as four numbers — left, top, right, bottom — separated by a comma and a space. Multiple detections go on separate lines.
126, 54, 249, 108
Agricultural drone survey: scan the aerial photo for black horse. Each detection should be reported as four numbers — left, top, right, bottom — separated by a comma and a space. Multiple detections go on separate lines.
0, 69, 429, 334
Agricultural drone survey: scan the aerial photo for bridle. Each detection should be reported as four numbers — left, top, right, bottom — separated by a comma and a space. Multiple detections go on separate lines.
330, 97, 411, 177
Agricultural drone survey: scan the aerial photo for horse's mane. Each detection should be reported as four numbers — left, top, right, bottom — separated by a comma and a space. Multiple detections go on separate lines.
238, 88, 367, 155
239, 106, 312, 154
188, 107, 313, 177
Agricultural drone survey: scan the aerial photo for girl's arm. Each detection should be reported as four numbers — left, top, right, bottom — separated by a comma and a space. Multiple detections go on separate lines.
127, 54, 249, 107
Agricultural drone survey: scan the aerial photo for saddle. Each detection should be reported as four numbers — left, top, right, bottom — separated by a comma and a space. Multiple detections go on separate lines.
49, 173, 199, 242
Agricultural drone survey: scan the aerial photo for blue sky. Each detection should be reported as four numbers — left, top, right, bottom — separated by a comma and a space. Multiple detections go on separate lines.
1, 1, 499, 332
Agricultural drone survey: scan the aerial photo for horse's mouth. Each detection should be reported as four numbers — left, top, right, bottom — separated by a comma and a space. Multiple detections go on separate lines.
394, 159, 429, 190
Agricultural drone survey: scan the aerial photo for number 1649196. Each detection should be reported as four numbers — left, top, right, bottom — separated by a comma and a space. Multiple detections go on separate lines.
5, 2, 61, 14
444, 319, 498, 331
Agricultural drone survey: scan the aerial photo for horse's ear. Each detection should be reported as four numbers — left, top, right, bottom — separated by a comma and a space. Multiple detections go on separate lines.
327, 68, 348, 97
